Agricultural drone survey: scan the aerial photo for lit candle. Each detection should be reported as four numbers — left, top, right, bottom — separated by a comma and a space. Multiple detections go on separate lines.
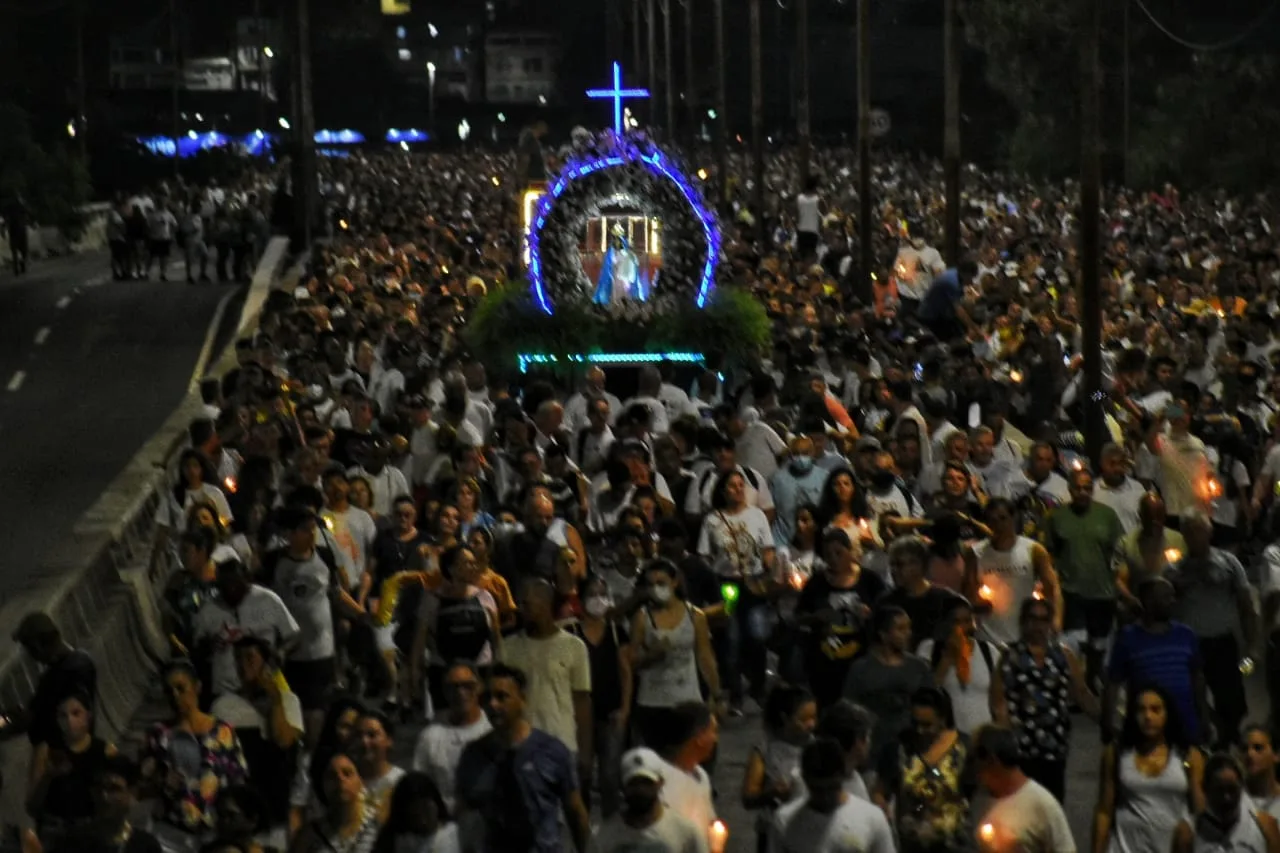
979, 584, 994, 602
979, 823, 996, 844
223, 476, 237, 494
709, 820, 728, 853
1070, 458, 1083, 471
1009, 369, 1023, 384
1032, 584, 1045, 601
1207, 477, 1222, 498
1164, 548, 1182, 564
789, 569, 806, 591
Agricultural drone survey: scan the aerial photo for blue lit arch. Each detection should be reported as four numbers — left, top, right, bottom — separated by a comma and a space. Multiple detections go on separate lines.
527, 135, 720, 314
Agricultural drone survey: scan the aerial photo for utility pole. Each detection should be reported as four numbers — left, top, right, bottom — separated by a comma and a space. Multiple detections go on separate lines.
684, 0, 695, 144
1080, 0, 1104, 464
796, 0, 811, 185
663, 0, 674, 135
749, 0, 765, 248
647, 0, 657, 127
713, 0, 728, 205
857, 0, 872, 303
286, 0, 316, 248
942, 0, 961, 264
169, 0, 180, 176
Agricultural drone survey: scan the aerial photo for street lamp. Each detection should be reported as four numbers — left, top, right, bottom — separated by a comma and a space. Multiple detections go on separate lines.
426, 61, 437, 132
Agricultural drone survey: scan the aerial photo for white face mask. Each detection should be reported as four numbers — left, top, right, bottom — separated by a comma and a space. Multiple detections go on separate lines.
584, 595, 612, 618
651, 585, 673, 605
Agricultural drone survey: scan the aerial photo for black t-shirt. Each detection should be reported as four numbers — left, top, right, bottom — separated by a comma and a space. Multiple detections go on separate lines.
880, 586, 965, 653
795, 570, 887, 662
30, 650, 97, 749
370, 529, 431, 585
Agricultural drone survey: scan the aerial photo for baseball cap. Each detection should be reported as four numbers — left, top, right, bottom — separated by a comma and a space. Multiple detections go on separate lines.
620, 748, 664, 784
856, 435, 883, 453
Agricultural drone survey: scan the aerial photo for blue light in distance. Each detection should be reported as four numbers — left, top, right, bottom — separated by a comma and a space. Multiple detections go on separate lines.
518, 351, 705, 373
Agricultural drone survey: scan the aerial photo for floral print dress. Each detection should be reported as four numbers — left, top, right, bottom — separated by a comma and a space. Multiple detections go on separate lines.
889, 736, 973, 853
142, 718, 248, 833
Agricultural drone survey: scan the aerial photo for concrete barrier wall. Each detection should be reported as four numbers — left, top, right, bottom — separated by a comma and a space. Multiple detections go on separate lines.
0, 235, 295, 830
0, 202, 112, 270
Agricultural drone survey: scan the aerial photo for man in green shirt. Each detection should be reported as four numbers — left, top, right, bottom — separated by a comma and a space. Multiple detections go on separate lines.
1043, 468, 1124, 689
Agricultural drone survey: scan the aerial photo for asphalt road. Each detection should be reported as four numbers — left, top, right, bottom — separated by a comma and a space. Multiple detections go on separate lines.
0, 251, 236, 597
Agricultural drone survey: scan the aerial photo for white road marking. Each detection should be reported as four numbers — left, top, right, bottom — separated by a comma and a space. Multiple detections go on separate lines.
33, 327, 49, 345
55, 295, 72, 309
187, 289, 236, 392
7, 371, 25, 392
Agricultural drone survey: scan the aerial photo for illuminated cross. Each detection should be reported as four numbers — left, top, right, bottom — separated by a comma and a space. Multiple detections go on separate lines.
586, 61, 650, 135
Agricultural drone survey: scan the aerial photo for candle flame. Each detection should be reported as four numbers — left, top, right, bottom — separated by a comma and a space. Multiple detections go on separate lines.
709, 819, 728, 853
223, 476, 237, 493
1010, 369, 1024, 384
1164, 548, 1182, 564
979, 584, 994, 601
789, 569, 806, 591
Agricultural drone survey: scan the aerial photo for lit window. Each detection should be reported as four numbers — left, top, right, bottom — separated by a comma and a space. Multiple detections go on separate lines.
398, 48, 412, 61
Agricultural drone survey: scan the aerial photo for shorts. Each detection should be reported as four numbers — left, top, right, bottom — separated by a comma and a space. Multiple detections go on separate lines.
1063, 592, 1114, 641
374, 623, 398, 654
284, 657, 337, 711
797, 231, 820, 257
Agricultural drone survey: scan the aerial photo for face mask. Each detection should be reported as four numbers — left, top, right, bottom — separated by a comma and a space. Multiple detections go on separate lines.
651, 585, 673, 605
584, 596, 612, 618
871, 470, 896, 490
791, 456, 815, 474
307, 384, 326, 401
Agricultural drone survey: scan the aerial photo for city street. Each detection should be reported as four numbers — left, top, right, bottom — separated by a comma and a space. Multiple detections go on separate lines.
0, 251, 233, 596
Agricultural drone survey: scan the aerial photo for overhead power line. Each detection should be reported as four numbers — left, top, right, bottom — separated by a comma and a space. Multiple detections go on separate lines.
1131, 0, 1280, 51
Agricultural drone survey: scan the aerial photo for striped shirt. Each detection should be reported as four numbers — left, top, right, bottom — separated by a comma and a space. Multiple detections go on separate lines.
1108, 621, 1201, 740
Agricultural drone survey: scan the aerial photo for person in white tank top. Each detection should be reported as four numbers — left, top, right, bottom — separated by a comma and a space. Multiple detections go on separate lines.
969, 498, 1062, 644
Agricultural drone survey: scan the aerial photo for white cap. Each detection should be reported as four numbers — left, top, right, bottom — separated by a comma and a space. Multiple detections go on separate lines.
620, 748, 664, 784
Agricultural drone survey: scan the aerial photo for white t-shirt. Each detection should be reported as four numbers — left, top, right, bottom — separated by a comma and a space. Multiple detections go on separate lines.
620, 394, 671, 435
797, 194, 822, 234
499, 630, 592, 753
770, 794, 896, 853
323, 505, 377, 588
588, 808, 709, 853
412, 715, 493, 811
697, 506, 774, 579
271, 551, 338, 661
736, 422, 788, 480
210, 688, 305, 738
1093, 477, 1148, 535
192, 585, 300, 696
347, 464, 411, 518
656, 755, 716, 833
365, 764, 407, 817
157, 483, 234, 532
980, 779, 1076, 853
389, 824, 462, 853
686, 466, 775, 516
917, 638, 993, 735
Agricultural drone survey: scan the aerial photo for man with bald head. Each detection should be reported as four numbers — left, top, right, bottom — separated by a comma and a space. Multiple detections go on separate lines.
493, 486, 588, 588
501, 578, 594, 775
564, 366, 622, 433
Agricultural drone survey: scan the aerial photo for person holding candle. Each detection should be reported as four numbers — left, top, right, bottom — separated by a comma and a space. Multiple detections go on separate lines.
1092, 684, 1204, 853
741, 685, 817, 850
587, 748, 708, 853
1114, 492, 1186, 617
972, 725, 1075, 853
968, 498, 1061, 646
1171, 753, 1280, 853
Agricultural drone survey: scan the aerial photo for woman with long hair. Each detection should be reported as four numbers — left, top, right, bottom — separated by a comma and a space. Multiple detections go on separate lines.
452, 478, 494, 541
465, 527, 516, 631
741, 684, 817, 850
152, 449, 234, 573
371, 772, 459, 853
1094, 683, 1204, 853
874, 685, 971, 853
288, 753, 381, 853
139, 660, 248, 853
291, 697, 366, 837
696, 469, 776, 713
815, 466, 873, 548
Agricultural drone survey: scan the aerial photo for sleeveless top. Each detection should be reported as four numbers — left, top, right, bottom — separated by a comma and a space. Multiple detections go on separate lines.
43, 738, 111, 824
636, 604, 703, 708
1109, 748, 1190, 853
1000, 640, 1072, 763
753, 737, 806, 831
1191, 811, 1269, 853
975, 536, 1038, 644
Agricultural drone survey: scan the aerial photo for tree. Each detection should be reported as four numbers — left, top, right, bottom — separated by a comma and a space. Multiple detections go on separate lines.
0, 103, 91, 238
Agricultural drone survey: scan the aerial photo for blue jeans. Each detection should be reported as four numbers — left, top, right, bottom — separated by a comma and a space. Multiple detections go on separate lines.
583, 717, 625, 816
714, 590, 772, 704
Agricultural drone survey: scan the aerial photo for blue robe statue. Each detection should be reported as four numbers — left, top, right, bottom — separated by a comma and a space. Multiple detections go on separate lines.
593, 234, 649, 305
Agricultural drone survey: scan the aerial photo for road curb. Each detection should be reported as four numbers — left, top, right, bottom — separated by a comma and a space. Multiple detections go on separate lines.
0, 238, 296, 831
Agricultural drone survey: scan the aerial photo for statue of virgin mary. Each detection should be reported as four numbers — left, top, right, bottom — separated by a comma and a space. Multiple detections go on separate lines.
593, 226, 648, 305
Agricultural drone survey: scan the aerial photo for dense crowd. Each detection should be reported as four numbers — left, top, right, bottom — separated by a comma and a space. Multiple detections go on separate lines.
7, 133, 1280, 853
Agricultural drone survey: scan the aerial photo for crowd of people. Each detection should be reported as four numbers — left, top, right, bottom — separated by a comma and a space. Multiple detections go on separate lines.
6, 131, 1280, 853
